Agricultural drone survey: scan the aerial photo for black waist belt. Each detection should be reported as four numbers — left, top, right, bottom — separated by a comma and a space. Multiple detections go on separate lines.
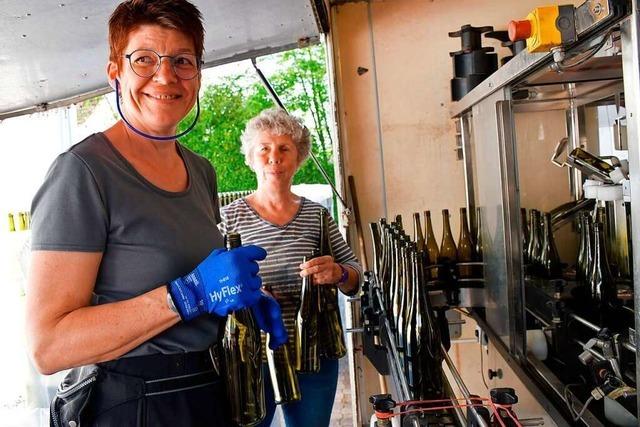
144, 369, 218, 396
99, 350, 219, 396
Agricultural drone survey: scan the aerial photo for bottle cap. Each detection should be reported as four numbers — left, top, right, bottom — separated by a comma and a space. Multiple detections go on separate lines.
508, 20, 532, 41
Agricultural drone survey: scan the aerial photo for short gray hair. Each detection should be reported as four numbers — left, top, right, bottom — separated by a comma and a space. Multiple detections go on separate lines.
240, 108, 311, 167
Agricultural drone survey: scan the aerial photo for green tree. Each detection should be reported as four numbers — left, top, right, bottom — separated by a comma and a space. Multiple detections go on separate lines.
179, 44, 334, 192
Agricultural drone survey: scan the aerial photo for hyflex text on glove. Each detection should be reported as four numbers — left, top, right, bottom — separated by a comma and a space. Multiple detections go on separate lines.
169, 245, 267, 321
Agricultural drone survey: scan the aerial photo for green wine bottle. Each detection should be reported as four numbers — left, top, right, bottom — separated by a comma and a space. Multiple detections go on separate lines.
295, 252, 321, 373
266, 334, 301, 405
438, 209, 457, 281
222, 232, 265, 426
317, 209, 347, 359
423, 210, 440, 281
456, 207, 476, 279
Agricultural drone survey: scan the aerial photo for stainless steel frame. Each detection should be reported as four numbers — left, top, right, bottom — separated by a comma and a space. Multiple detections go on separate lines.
460, 112, 476, 214
469, 89, 514, 346
620, 0, 640, 415
565, 96, 585, 200
452, 1, 640, 422
496, 99, 526, 358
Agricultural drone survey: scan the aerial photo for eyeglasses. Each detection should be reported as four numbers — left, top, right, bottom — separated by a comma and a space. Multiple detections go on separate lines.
124, 49, 202, 80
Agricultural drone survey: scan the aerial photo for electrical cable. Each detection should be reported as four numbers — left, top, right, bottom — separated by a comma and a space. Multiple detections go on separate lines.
556, 28, 617, 70
479, 341, 490, 390
563, 383, 595, 422
455, 307, 472, 317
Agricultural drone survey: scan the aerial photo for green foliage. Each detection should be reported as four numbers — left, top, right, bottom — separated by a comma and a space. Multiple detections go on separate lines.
178, 44, 334, 192
76, 97, 103, 125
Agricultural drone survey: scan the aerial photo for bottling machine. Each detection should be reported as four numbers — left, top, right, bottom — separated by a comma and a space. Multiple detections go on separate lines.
362, 1, 640, 425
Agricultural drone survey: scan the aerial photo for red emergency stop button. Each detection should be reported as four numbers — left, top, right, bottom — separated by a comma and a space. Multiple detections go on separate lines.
508, 20, 532, 41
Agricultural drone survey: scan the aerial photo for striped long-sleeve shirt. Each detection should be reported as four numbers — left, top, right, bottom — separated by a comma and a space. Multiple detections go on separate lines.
219, 196, 362, 359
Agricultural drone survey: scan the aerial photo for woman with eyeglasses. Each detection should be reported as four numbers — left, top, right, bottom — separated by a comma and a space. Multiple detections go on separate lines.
25, 1, 286, 425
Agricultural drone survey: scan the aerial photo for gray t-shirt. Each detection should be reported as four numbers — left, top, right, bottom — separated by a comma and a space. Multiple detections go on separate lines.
30, 132, 223, 357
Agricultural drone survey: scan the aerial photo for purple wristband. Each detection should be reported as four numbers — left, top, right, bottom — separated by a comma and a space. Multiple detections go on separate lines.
338, 264, 349, 285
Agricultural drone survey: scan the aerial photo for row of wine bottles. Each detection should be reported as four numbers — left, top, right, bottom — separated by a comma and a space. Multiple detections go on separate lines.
222, 208, 347, 426
576, 208, 618, 306
369, 214, 450, 400
373, 208, 484, 285
296, 209, 348, 373
521, 208, 561, 279
522, 205, 618, 307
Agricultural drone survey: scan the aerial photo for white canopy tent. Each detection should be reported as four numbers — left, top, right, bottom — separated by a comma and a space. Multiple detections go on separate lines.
0, 0, 328, 119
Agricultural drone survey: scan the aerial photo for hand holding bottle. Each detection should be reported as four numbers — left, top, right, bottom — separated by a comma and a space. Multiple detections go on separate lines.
251, 292, 288, 349
299, 255, 344, 285
169, 245, 267, 320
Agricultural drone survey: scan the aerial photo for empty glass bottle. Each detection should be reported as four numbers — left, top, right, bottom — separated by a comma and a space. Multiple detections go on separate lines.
395, 237, 410, 366
378, 218, 391, 312
318, 286, 346, 359
295, 252, 320, 373
457, 207, 476, 279
474, 207, 484, 278
391, 228, 403, 332
222, 232, 265, 427
526, 210, 542, 273
369, 222, 382, 280
423, 210, 440, 281
382, 221, 394, 315
587, 222, 617, 307
438, 209, 457, 281
318, 209, 347, 359
539, 212, 562, 279
403, 243, 420, 398
266, 334, 301, 405
595, 205, 614, 272
413, 212, 427, 264
395, 214, 404, 230
521, 208, 529, 263
576, 212, 593, 283
418, 253, 444, 400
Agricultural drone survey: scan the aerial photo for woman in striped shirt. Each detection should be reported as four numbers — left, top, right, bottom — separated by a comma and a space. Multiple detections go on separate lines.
220, 108, 362, 427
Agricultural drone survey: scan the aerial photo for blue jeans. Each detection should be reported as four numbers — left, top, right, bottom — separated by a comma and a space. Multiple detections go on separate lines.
259, 358, 339, 427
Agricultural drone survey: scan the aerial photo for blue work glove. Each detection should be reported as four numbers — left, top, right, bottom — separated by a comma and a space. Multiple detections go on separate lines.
169, 245, 267, 321
252, 292, 288, 349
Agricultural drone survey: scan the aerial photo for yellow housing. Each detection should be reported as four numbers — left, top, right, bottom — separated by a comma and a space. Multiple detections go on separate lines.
526, 6, 562, 53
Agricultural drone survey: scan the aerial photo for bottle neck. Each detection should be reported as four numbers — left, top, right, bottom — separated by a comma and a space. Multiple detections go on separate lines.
543, 215, 552, 240
459, 208, 470, 237
425, 212, 435, 237
531, 212, 540, 240
442, 211, 452, 237
226, 232, 242, 249
593, 225, 606, 264
413, 213, 425, 243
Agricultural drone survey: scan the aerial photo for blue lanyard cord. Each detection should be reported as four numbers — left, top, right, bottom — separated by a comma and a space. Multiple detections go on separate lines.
114, 79, 200, 141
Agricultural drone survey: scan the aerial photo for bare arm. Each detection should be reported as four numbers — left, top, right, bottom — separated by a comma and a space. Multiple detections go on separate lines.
25, 250, 180, 375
